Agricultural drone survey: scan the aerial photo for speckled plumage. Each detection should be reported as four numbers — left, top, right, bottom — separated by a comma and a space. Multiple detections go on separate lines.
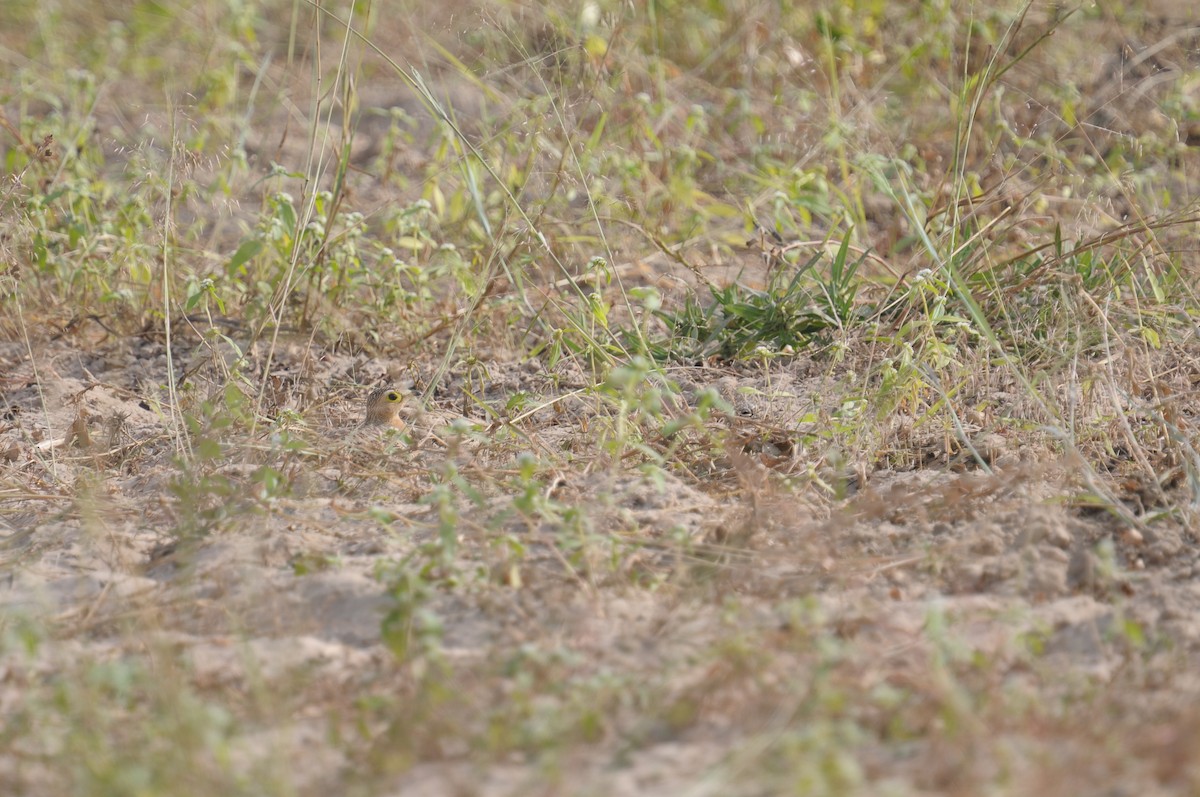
362, 387, 407, 430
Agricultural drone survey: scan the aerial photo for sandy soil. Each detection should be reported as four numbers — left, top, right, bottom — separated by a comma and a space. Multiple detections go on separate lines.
3, 326, 1198, 795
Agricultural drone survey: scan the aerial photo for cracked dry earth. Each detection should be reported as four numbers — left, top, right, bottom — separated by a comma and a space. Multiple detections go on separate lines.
3, 331, 1200, 796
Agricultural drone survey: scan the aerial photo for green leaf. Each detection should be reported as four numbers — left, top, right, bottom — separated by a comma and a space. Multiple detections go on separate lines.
226, 239, 263, 275
185, 287, 203, 311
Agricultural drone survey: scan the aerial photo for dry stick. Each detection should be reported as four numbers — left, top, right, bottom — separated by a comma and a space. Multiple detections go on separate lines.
1059, 294, 1156, 539
944, 0, 1040, 244
1104, 373, 1170, 505
72, 578, 116, 628
776, 238, 901, 279
539, 528, 601, 608
865, 554, 927, 583
1097, 299, 1175, 511
506, 389, 591, 427
896, 142, 1153, 540
63, 588, 197, 635
162, 102, 186, 459
370, 24, 624, 353
0, 491, 71, 504
1000, 214, 1200, 295
251, 3, 358, 431
527, 48, 646, 354
599, 215, 719, 290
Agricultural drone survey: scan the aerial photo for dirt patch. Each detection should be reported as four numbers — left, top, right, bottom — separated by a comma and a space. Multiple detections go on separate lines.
4, 328, 1199, 795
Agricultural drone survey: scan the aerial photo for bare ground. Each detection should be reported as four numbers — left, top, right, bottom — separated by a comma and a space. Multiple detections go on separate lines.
3, 324, 1200, 795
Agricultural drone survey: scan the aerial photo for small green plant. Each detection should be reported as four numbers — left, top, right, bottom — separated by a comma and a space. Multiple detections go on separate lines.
380, 464, 484, 659
655, 231, 869, 360
166, 383, 292, 540
379, 560, 444, 662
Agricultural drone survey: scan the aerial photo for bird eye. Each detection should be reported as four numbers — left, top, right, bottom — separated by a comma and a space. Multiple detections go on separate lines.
387, 392, 399, 402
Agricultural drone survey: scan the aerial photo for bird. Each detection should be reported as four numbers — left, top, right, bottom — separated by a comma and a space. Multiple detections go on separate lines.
361, 386, 408, 431
333, 387, 408, 455
355, 385, 486, 451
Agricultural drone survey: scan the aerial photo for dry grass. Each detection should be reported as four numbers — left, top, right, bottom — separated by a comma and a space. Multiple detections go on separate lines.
2, 1, 1200, 795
